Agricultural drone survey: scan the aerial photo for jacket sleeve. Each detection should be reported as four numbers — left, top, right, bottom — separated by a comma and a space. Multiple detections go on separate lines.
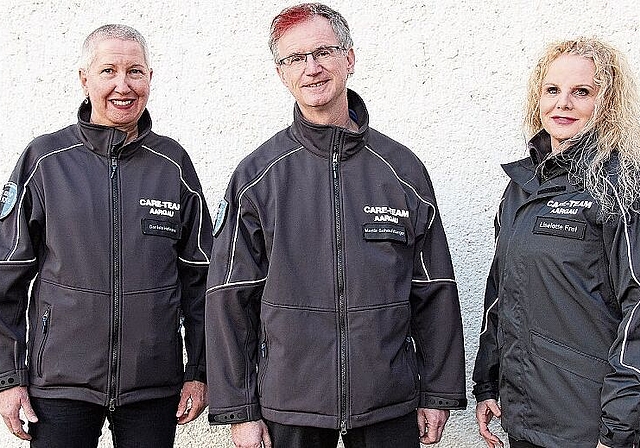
0, 150, 41, 389
177, 155, 213, 384
472, 198, 504, 402
205, 174, 266, 424
599, 210, 640, 448
410, 171, 467, 410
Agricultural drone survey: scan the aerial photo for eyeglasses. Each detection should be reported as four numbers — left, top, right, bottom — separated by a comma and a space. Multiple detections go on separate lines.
277, 46, 345, 69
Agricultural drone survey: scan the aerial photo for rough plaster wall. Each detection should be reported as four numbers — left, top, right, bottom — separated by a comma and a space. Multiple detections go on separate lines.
1, 0, 639, 447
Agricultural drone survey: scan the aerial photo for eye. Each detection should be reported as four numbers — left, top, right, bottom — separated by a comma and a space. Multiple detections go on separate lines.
545, 86, 558, 95
101, 68, 114, 74
574, 88, 590, 96
288, 54, 306, 64
314, 48, 332, 58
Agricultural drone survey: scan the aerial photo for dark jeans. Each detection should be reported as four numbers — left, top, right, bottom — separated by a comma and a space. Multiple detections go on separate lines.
28, 395, 180, 448
508, 436, 545, 448
265, 411, 419, 448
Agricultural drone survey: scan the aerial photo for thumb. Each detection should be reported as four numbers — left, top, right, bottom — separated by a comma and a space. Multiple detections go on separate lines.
21, 397, 38, 423
175, 395, 189, 418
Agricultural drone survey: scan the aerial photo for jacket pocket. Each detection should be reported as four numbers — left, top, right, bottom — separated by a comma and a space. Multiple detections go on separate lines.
530, 330, 611, 383
36, 306, 52, 378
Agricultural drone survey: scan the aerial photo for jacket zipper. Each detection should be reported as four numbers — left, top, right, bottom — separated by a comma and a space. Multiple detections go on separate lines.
332, 143, 348, 435
36, 307, 51, 377
108, 153, 121, 412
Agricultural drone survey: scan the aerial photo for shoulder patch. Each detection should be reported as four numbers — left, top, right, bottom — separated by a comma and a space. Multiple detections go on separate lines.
0, 182, 18, 220
213, 199, 229, 237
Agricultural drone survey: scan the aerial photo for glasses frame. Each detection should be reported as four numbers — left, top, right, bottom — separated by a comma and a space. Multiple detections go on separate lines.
277, 45, 346, 68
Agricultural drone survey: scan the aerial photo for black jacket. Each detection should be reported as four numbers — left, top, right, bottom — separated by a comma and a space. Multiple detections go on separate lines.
206, 90, 466, 431
473, 131, 640, 448
0, 101, 213, 408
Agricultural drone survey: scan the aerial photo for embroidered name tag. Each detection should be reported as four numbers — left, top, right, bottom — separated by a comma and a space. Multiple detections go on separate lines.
363, 223, 407, 244
141, 219, 181, 240
533, 216, 586, 240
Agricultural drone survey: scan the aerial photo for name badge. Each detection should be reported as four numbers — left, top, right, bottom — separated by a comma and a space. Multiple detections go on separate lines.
363, 223, 407, 244
533, 216, 586, 240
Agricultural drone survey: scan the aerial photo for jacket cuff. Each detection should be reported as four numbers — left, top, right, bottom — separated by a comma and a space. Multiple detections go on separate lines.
208, 404, 262, 425
472, 381, 499, 402
420, 392, 467, 410
0, 369, 28, 391
599, 422, 636, 448
184, 365, 207, 384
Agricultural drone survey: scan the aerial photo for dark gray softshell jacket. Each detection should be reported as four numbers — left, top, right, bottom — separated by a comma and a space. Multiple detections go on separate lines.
206, 90, 466, 432
0, 101, 213, 408
473, 131, 640, 448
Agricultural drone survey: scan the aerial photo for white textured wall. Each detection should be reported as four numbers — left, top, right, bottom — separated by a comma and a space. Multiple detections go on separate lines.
1, 1, 639, 447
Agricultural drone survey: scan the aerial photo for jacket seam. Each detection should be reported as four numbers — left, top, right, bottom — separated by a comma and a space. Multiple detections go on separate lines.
225, 147, 303, 284
6, 143, 82, 260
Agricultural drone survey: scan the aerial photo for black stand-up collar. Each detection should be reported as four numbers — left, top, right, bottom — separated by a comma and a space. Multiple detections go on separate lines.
76, 100, 152, 158
290, 89, 370, 160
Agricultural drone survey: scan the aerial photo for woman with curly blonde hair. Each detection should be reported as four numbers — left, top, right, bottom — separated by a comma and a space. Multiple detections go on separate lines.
473, 38, 640, 448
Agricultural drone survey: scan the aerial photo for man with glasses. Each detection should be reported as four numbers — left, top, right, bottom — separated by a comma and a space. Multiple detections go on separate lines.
205, 3, 466, 447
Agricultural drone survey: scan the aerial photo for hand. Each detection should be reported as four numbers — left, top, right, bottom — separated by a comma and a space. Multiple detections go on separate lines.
417, 407, 449, 444
0, 386, 38, 440
231, 420, 272, 448
476, 399, 504, 448
176, 380, 207, 425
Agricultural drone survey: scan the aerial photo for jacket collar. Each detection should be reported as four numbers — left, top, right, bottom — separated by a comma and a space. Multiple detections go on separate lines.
76, 100, 152, 158
290, 89, 370, 160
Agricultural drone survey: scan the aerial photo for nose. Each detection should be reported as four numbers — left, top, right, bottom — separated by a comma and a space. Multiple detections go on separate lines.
556, 92, 573, 110
114, 73, 132, 94
303, 54, 322, 75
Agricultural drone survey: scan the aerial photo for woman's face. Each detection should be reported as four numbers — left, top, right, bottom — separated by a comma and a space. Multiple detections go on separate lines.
79, 38, 152, 133
539, 54, 598, 152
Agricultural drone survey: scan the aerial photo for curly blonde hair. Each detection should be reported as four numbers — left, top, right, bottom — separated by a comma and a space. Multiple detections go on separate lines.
524, 38, 640, 216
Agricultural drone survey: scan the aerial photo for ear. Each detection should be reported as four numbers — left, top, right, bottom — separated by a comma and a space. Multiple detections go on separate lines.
346, 48, 356, 74
276, 65, 288, 88
79, 69, 89, 96
148, 68, 153, 83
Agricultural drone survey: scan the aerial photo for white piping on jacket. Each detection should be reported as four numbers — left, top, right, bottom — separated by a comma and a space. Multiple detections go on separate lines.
143, 146, 210, 264
224, 147, 303, 284
4, 144, 83, 261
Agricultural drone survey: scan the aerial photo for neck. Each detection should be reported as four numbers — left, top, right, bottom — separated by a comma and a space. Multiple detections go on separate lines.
301, 106, 357, 132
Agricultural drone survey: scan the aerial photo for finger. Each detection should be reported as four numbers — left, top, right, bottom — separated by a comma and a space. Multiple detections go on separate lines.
21, 397, 39, 423
263, 429, 273, 448
419, 424, 437, 444
486, 400, 501, 417
417, 414, 427, 437
175, 394, 190, 419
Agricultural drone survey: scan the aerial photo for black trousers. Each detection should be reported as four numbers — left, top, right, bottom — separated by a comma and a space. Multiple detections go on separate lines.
265, 411, 419, 448
28, 395, 180, 448
508, 436, 545, 448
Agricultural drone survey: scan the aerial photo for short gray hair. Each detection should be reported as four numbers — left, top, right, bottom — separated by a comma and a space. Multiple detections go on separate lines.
80, 24, 150, 70
269, 3, 353, 63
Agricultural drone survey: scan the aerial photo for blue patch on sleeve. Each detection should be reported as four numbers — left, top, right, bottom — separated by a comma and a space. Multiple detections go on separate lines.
0, 182, 18, 220
213, 199, 228, 237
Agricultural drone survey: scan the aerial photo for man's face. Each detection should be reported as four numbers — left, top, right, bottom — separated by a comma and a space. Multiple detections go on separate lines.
276, 16, 355, 123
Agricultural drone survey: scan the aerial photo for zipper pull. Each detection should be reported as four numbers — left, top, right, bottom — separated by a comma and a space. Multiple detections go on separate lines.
41, 308, 50, 334
110, 157, 118, 179
109, 398, 116, 412
340, 420, 347, 435
260, 342, 267, 358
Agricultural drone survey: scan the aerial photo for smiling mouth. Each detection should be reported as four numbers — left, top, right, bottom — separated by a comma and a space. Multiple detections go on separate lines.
304, 80, 328, 88
552, 116, 578, 124
111, 99, 135, 107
